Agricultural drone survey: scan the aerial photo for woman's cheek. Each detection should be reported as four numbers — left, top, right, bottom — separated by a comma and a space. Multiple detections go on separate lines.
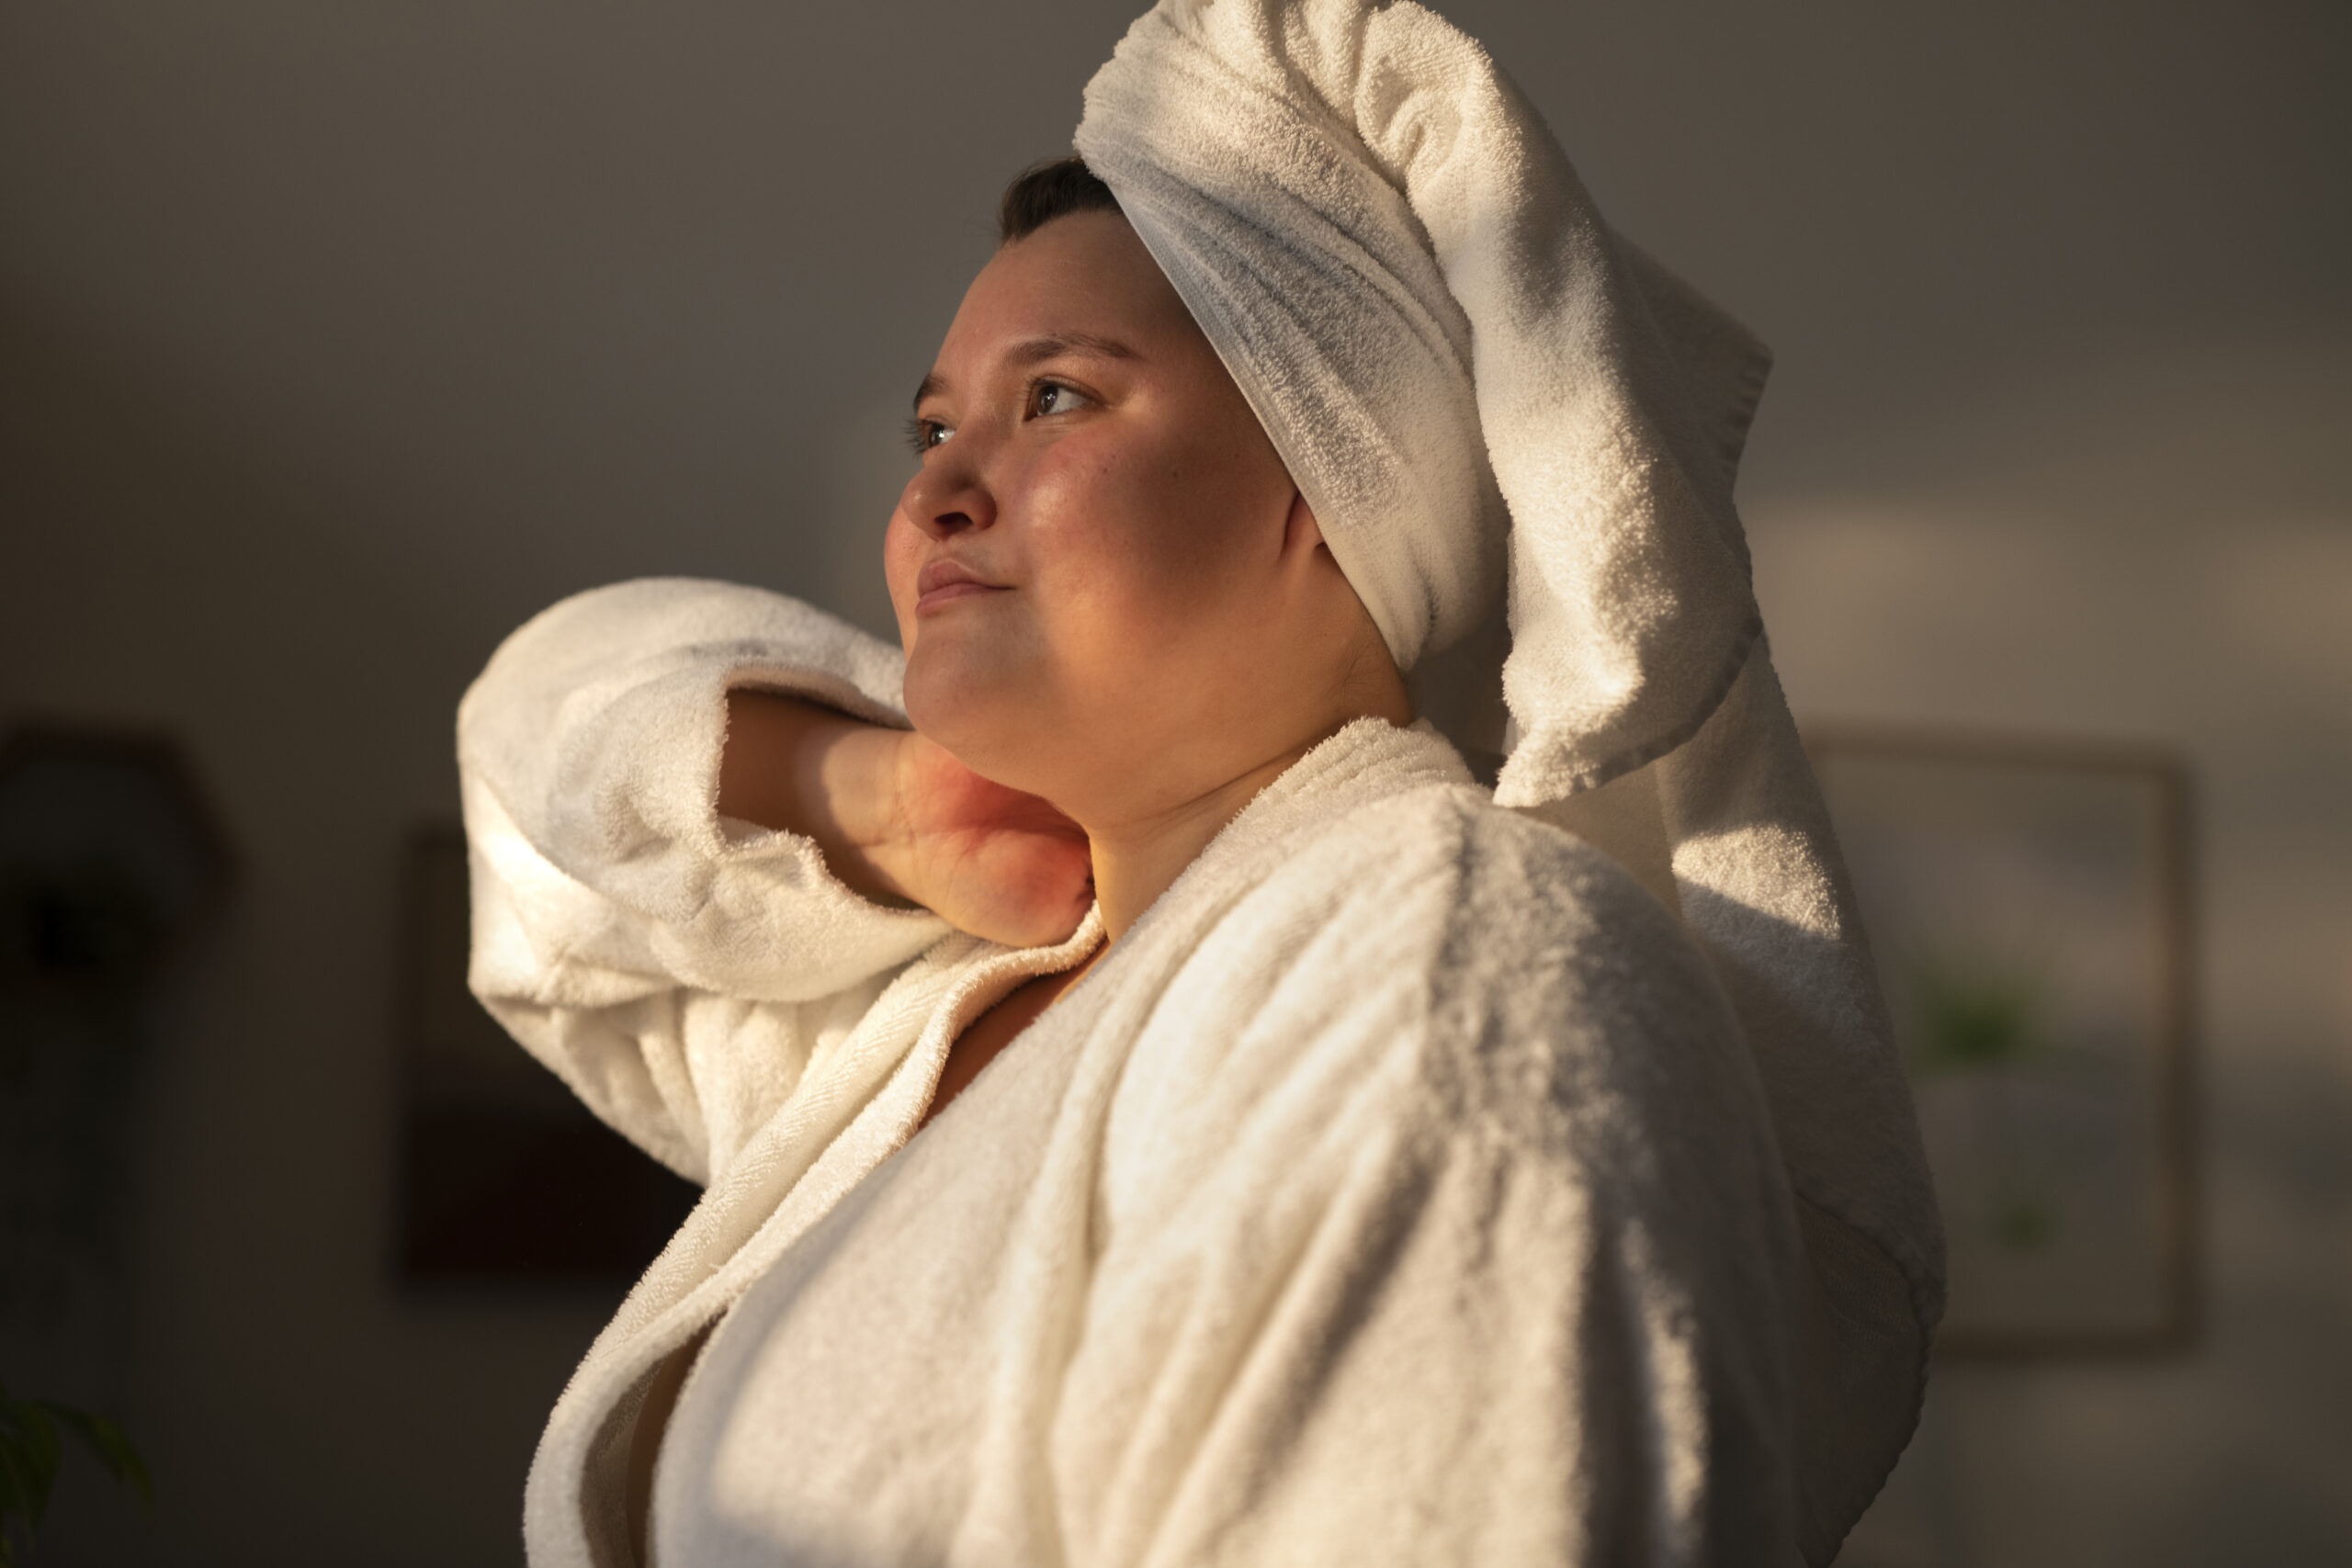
1029, 431, 1241, 646
880, 513, 924, 643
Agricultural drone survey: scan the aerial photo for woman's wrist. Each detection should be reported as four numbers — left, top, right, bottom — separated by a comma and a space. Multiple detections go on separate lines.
719, 690, 919, 908
803, 719, 922, 907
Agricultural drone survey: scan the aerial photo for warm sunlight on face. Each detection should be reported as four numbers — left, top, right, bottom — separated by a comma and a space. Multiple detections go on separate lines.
885, 209, 1396, 829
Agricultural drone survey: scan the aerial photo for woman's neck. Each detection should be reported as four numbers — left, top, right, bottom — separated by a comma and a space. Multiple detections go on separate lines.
1078, 739, 1317, 946
1068, 667, 1417, 948
1078, 691, 1419, 942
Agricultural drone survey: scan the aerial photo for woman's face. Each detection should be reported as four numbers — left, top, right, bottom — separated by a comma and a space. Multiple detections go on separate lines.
885, 209, 1382, 825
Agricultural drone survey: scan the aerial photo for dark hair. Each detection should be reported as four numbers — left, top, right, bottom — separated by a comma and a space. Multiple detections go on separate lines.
999, 155, 1124, 244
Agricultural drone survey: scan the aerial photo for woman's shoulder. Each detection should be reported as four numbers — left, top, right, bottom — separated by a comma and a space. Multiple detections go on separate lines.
1246, 779, 1757, 1156
1282, 777, 1686, 968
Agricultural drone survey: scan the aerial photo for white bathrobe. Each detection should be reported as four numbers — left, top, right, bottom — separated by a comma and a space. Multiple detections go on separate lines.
464, 578, 1804, 1568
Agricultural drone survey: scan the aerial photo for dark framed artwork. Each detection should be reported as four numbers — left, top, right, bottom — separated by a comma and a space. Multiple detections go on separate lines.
1806, 729, 2197, 1355
0, 723, 233, 997
394, 828, 695, 1284
0, 721, 234, 1382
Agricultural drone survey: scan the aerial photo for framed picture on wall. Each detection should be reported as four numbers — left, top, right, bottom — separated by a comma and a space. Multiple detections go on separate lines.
393, 828, 696, 1284
1805, 729, 2196, 1355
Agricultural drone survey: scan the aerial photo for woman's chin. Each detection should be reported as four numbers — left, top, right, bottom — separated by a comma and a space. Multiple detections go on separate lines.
903, 659, 1049, 788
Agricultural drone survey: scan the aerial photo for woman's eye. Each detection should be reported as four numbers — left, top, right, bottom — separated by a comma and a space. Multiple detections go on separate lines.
1032, 381, 1093, 418
904, 417, 952, 457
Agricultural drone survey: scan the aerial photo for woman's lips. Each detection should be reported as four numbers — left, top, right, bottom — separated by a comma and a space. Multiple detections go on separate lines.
914, 559, 1007, 615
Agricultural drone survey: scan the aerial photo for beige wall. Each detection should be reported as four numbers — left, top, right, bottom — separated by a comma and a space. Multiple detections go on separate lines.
1752, 335, 2352, 1566
2, 2, 2343, 1562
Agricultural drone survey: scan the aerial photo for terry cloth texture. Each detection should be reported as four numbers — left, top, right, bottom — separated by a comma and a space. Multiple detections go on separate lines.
462, 581, 1801, 1568
1073, 3, 1942, 1560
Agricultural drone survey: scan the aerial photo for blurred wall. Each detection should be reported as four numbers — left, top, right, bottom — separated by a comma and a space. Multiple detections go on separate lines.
1752, 341, 2352, 1567
1, 2, 2344, 1562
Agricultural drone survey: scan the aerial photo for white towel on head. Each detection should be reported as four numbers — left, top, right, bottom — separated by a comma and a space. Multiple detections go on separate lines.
1076, 2, 1944, 1560
1075, 0, 1761, 795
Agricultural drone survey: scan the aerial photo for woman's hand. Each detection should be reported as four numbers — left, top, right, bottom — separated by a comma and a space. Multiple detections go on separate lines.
869, 728, 1094, 948
719, 691, 1092, 948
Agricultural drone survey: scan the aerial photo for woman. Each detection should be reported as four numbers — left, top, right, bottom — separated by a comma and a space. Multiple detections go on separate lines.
461, 4, 1942, 1564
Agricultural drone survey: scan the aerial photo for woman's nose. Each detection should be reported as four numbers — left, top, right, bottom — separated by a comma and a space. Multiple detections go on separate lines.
901, 440, 998, 541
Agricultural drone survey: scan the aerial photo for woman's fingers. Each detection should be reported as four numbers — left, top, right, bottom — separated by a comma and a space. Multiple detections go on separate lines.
924, 819, 1092, 947
882, 737, 1092, 943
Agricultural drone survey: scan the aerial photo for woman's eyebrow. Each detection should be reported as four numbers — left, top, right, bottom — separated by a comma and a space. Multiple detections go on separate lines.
910, 333, 1140, 412
1005, 331, 1139, 368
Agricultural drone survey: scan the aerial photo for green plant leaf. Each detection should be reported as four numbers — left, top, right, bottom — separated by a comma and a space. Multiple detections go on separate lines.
1911, 958, 2045, 1074
0, 1397, 61, 1529
35, 1404, 152, 1510
0, 1385, 20, 1568
0, 1439, 34, 1529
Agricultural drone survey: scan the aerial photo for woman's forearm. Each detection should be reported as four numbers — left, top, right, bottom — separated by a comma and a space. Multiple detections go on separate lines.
718, 689, 915, 908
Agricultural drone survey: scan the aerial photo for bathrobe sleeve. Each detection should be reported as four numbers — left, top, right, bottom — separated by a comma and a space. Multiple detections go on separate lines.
457, 578, 951, 1185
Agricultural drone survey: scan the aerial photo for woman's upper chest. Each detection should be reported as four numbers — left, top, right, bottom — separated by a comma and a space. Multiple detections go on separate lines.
919, 958, 1090, 1131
